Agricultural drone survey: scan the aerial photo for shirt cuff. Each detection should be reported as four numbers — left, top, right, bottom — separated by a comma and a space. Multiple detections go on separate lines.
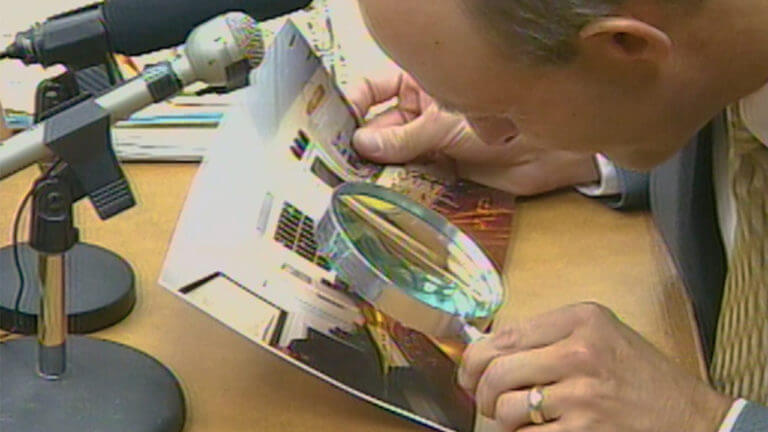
718, 399, 749, 432
575, 153, 620, 197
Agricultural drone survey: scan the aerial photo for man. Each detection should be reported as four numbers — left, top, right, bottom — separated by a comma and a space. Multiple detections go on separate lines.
347, 0, 768, 430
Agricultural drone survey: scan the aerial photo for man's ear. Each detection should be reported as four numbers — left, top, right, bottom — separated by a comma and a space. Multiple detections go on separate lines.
579, 17, 672, 63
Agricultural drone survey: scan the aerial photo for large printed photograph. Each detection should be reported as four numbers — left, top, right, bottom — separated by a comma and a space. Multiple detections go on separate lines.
161, 21, 513, 432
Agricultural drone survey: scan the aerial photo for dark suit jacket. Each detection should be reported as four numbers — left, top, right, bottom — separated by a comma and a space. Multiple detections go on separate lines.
601, 113, 768, 429
607, 115, 727, 364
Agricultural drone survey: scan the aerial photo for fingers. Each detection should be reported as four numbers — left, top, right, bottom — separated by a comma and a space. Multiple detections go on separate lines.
475, 344, 571, 418
514, 421, 568, 432
345, 74, 406, 120
363, 106, 411, 129
458, 304, 597, 393
502, 420, 577, 432
465, 115, 519, 147
353, 119, 435, 163
439, 127, 529, 164
352, 105, 455, 163
493, 385, 565, 432
492, 390, 530, 431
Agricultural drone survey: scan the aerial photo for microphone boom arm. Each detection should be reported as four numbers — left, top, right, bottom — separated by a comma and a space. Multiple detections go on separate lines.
0, 11, 264, 219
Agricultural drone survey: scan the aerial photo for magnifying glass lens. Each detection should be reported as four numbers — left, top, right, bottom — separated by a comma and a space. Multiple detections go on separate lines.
332, 191, 501, 319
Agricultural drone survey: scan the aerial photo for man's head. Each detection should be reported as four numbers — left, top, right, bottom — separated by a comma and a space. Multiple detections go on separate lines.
357, 0, 768, 170
461, 0, 688, 64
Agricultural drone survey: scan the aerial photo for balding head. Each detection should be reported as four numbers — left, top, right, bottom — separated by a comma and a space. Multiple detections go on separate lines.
461, 0, 704, 63
360, 0, 698, 64
356, 0, 768, 171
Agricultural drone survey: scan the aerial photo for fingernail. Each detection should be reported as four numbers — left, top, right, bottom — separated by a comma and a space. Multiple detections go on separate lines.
353, 129, 382, 157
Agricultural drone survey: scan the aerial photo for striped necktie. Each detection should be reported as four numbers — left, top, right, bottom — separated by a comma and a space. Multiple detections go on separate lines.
710, 106, 768, 403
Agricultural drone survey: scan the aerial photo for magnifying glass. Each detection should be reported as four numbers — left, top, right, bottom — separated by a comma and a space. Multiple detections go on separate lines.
316, 182, 505, 343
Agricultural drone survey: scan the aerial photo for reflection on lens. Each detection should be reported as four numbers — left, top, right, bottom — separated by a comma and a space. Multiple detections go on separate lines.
331, 192, 501, 319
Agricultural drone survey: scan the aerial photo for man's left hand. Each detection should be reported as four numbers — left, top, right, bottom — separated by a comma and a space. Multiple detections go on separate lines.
459, 303, 734, 431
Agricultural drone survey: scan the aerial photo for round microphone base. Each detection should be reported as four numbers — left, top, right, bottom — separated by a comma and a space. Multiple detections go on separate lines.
0, 243, 135, 334
0, 336, 186, 432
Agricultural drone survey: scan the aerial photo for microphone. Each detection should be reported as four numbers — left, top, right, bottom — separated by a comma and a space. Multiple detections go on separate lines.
1, 0, 310, 68
0, 11, 265, 181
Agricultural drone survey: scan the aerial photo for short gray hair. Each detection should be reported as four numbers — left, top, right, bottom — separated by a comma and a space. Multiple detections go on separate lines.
461, 0, 688, 63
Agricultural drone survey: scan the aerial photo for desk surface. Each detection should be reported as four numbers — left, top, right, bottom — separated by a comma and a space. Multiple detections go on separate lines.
0, 164, 705, 431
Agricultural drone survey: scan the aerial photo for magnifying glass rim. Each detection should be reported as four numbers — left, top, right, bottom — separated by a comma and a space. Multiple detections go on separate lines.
322, 182, 504, 320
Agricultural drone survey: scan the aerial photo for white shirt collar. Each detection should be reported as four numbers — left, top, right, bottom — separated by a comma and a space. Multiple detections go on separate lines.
739, 82, 768, 145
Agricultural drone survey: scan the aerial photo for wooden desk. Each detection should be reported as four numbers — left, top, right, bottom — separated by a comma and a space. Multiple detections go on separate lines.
0, 164, 705, 431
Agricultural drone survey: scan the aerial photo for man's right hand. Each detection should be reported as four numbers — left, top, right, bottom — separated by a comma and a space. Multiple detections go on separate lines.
346, 73, 599, 196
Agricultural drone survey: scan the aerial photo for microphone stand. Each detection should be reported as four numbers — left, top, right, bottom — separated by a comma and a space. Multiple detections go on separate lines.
0, 59, 136, 334
0, 103, 185, 432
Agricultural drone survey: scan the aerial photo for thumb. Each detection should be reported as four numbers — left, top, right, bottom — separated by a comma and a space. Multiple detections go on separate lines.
353, 113, 439, 163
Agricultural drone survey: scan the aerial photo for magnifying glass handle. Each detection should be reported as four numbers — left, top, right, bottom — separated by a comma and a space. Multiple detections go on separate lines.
459, 321, 487, 344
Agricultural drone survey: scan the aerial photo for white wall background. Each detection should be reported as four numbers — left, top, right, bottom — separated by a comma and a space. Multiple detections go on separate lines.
0, 0, 399, 112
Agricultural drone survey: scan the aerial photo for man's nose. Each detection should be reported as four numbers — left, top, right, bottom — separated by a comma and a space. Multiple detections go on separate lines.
466, 115, 518, 146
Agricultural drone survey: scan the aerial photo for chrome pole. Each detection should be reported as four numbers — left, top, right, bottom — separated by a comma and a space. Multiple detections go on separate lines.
37, 252, 67, 379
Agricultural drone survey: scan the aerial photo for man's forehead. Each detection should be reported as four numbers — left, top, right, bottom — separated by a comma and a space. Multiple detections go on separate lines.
358, 0, 469, 37
357, 0, 506, 70
357, 0, 532, 113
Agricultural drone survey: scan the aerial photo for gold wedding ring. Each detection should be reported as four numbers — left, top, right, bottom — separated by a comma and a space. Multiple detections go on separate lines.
527, 386, 546, 425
